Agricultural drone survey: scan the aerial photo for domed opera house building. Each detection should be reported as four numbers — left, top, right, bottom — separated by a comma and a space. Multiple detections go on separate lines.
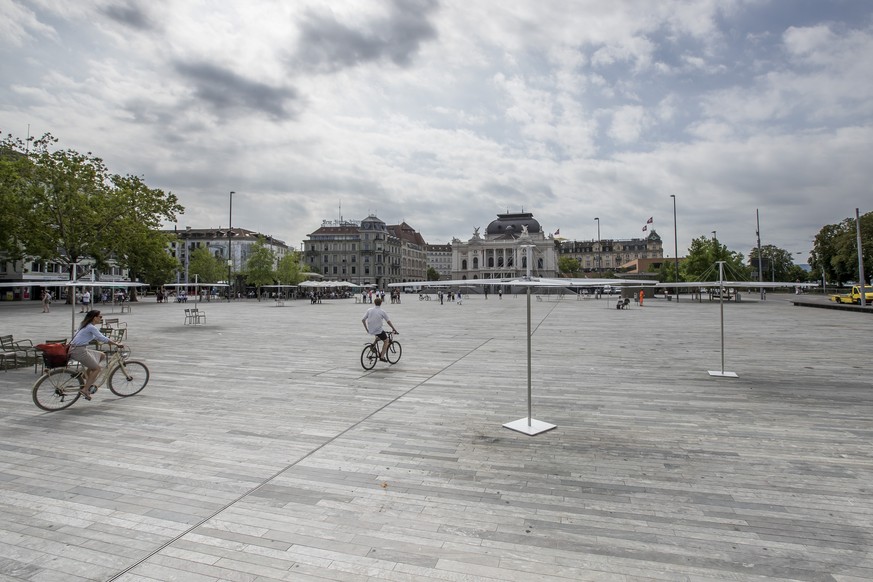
450, 212, 558, 281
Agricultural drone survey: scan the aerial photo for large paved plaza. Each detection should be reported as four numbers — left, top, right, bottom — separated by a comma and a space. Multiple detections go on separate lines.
0, 292, 871, 582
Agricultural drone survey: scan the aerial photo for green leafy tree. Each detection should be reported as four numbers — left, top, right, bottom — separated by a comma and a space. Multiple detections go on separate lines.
426, 266, 440, 281
244, 237, 276, 299
654, 260, 683, 283
748, 244, 803, 282
276, 250, 305, 286
558, 256, 581, 276
0, 135, 31, 258
187, 246, 226, 284
682, 235, 749, 281
810, 212, 872, 285
3, 133, 183, 279
125, 232, 180, 289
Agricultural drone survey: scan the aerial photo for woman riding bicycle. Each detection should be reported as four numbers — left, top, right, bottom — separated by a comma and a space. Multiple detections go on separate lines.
68, 310, 124, 400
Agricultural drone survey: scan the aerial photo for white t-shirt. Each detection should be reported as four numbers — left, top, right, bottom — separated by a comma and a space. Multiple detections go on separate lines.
362, 306, 389, 335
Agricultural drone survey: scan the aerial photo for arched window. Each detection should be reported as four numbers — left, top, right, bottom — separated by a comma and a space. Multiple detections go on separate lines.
462, 259, 468, 270
488, 257, 494, 268
473, 257, 479, 269
522, 256, 527, 268
538, 258, 544, 269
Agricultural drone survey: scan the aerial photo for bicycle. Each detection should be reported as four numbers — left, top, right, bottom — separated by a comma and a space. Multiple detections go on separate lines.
360, 331, 402, 370
32, 346, 150, 411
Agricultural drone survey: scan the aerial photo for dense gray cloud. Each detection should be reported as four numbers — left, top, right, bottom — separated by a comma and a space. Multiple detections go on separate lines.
295, 0, 439, 72
173, 61, 300, 121
100, 1, 157, 31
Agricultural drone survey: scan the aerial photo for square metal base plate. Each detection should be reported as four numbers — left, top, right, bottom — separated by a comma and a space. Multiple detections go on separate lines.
503, 417, 557, 436
708, 370, 739, 377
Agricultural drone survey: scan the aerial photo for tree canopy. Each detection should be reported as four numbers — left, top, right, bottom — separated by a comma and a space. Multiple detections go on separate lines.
748, 244, 808, 283
0, 132, 183, 280
187, 246, 226, 284
558, 255, 581, 276
244, 237, 276, 297
681, 235, 749, 281
276, 251, 306, 286
810, 212, 872, 285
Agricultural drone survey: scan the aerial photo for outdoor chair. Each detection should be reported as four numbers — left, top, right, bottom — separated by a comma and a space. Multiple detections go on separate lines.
0, 334, 39, 373
183, 309, 195, 325
102, 318, 128, 340
191, 307, 206, 324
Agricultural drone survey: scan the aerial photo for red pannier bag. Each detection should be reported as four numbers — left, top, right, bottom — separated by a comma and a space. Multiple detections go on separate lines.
36, 343, 70, 369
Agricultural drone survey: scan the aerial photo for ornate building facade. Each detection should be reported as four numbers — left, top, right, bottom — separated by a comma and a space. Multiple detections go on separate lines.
303, 215, 426, 287
557, 231, 664, 272
450, 212, 558, 280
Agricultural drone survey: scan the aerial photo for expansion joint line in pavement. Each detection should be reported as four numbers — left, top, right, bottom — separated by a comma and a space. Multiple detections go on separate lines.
106, 336, 495, 581
532, 295, 563, 335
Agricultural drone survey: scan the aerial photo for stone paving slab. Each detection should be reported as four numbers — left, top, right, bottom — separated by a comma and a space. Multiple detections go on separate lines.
0, 293, 871, 581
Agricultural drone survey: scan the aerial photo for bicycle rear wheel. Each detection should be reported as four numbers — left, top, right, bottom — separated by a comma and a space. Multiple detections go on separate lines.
33, 368, 83, 411
386, 340, 402, 364
108, 360, 149, 396
360, 345, 378, 370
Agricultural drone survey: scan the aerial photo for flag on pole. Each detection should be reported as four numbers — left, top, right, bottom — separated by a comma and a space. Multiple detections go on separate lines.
642, 225, 647, 232
647, 217, 653, 224
554, 228, 560, 235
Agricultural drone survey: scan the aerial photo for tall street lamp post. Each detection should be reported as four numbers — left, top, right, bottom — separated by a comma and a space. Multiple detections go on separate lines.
228, 191, 234, 301
670, 195, 679, 301
594, 217, 600, 275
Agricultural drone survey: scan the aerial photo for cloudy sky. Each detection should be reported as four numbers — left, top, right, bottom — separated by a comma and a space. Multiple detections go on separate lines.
2, 0, 872, 259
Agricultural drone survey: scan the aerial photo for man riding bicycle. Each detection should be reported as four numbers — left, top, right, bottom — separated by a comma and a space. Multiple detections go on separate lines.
362, 297, 398, 361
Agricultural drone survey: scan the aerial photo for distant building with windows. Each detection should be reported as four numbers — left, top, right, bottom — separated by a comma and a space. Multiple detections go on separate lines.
0, 256, 130, 301
450, 212, 558, 281
426, 243, 453, 280
302, 215, 427, 288
558, 231, 663, 272
161, 226, 291, 284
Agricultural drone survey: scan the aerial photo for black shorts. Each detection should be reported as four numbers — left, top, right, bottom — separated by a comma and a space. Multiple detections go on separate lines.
374, 331, 388, 341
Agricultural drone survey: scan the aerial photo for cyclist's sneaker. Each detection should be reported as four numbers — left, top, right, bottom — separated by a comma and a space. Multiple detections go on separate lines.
89, 385, 98, 394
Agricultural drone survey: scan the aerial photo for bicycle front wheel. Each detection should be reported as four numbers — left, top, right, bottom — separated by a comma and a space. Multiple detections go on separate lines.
360, 345, 377, 370
33, 368, 83, 411
386, 340, 402, 364
108, 360, 149, 396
